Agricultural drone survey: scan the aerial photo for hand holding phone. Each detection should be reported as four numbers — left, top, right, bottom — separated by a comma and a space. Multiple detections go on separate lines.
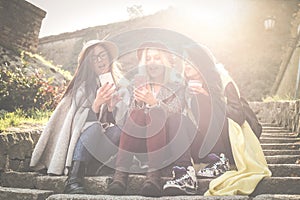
188, 80, 208, 96
188, 80, 202, 88
99, 72, 116, 90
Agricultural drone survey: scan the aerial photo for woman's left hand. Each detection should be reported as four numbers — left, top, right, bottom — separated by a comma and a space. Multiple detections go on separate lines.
134, 87, 158, 106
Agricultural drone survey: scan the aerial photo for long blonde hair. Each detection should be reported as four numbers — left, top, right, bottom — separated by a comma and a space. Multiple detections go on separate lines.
137, 48, 173, 84
111, 61, 130, 88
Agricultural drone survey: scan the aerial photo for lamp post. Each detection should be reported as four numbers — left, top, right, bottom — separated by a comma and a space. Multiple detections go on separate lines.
264, 16, 276, 31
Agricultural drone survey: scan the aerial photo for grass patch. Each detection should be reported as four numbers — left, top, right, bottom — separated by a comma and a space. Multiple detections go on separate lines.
0, 108, 52, 132
262, 94, 296, 102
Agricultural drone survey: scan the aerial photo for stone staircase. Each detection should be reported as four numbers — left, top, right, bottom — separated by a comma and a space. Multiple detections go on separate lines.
0, 123, 300, 200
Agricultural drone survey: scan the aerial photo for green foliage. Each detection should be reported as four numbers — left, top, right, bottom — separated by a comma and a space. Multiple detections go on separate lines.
0, 60, 66, 112
0, 108, 51, 131
24, 51, 73, 80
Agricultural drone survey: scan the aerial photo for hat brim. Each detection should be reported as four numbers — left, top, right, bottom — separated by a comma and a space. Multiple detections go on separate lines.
99, 40, 119, 61
78, 40, 119, 64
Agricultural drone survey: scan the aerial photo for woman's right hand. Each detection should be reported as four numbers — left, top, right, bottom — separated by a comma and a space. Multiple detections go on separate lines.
133, 87, 146, 106
188, 81, 209, 96
134, 86, 157, 106
188, 85, 209, 96
92, 83, 115, 113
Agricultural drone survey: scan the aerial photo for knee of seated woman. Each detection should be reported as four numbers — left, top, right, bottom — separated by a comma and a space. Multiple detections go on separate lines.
105, 125, 121, 145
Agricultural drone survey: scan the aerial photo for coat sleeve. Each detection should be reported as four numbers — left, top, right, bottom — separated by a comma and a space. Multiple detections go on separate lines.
224, 82, 246, 126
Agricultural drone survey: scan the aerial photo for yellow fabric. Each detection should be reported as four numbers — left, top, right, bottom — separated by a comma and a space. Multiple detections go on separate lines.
205, 119, 272, 196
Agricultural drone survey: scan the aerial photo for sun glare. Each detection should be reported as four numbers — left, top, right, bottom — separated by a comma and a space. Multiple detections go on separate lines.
178, 0, 238, 29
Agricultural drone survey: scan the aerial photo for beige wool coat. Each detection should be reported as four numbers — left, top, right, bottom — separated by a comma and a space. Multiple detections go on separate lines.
30, 83, 129, 175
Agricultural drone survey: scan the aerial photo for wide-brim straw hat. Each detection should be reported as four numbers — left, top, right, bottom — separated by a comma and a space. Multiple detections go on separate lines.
78, 40, 119, 64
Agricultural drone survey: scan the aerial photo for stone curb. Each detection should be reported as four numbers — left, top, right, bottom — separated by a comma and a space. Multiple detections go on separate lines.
261, 143, 300, 150
260, 137, 300, 143
0, 186, 53, 200
45, 194, 300, 200
2, 172, 300, 195
263, 150, 300, 156
265, 155, 300, 164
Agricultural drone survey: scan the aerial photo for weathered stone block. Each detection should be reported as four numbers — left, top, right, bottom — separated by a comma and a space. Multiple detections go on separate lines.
0, 0, 46, 52
254, 194, 300, 200
0, 186, 53, 200
35, 176, 67, 193
252, 177, 300, 195
1, 171, 39, 188
8, 159, 22, 171
250, 100, 300, 134
46, 194, 250, 200
0, 154, 7, 171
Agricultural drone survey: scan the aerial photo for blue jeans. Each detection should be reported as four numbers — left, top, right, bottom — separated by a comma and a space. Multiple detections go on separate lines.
73, 123, 121, 165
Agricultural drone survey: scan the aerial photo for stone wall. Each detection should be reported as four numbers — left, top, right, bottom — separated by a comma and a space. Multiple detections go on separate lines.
37, 0, 299, 101
0, 129, 41, 172
250, 100, 300, 133
0, 0, 46, 53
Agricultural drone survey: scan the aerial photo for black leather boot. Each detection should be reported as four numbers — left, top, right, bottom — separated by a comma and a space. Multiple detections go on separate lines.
64, 160, 86, 194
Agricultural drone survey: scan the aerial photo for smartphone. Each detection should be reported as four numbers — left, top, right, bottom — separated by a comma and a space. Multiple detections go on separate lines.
188, 80, 203, 88
99, 72, 116, 89
134, 74, 147, 89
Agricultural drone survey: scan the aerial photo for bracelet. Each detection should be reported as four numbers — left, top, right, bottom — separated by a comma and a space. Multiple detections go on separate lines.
146, 100, 161, 108
135, 101, 145, 109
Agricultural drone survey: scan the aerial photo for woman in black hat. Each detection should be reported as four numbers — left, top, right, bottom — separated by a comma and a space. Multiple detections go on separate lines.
163, 44, 270, 196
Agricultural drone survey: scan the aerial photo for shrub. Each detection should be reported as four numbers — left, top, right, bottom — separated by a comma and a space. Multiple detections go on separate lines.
0, 62, 66, 112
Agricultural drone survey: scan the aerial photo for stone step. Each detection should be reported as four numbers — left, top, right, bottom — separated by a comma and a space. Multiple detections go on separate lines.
253, 194, 300, 200
0, 171, 39, 189
261, 123, 280, 127
0, 186, 53, 200
45, 194, 300, 200
262, 129, 292, 133
262, 126, 288, 131
46, 194, 251, 200
260, 132, 299, 138
263, 149, 300, 156
268, 164, 300, 177
2, 172, 300, 195
265, 155, 300, 164
260, 137, 300, 143
261, 143, 300, 150
251, 177, 300, 196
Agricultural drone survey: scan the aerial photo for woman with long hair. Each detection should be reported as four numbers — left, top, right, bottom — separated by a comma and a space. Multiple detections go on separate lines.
107, 41, 185, 197
30, 40, 128, 194
163, 44, 271, 196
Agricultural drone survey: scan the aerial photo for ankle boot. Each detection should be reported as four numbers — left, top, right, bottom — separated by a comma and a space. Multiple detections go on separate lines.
107, 170, 128, 195
64, 160, 86, 194
141, 170, 162, 197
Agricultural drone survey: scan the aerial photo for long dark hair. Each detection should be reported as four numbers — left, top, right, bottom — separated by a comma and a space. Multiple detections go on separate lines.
183, 44, 227, 159
62, 44, 113, 100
